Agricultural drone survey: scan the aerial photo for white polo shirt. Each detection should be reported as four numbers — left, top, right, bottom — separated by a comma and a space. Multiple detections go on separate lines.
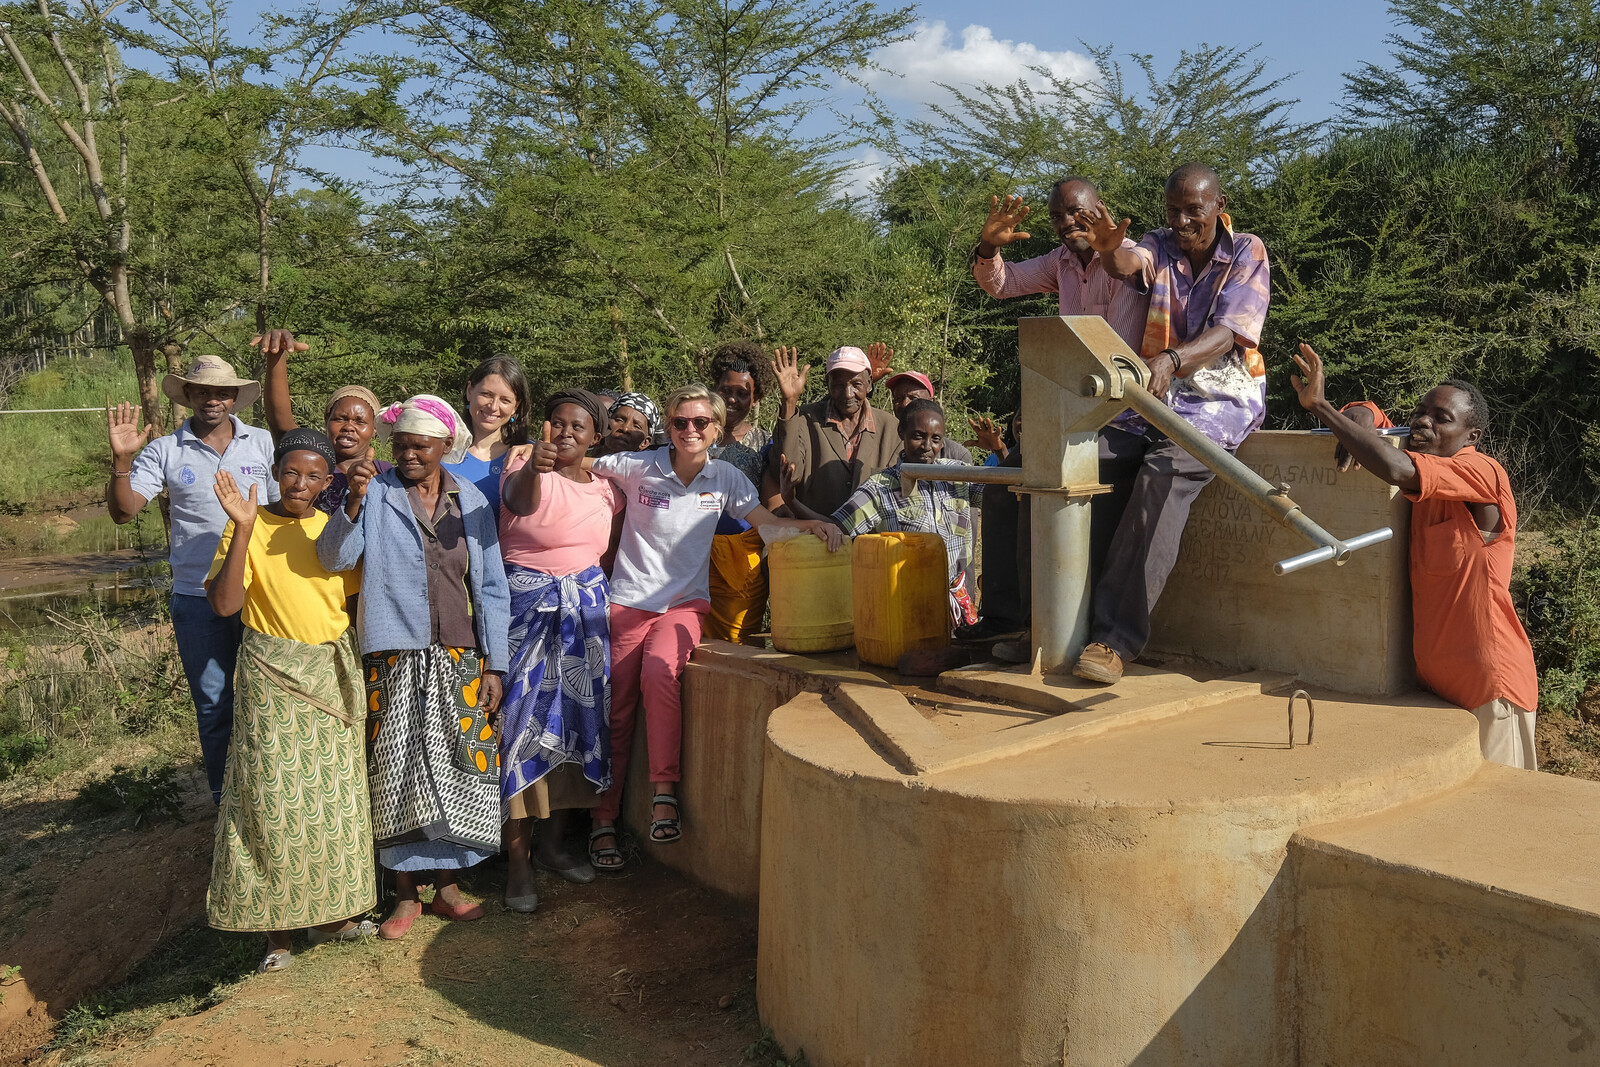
593, 450, 757, 613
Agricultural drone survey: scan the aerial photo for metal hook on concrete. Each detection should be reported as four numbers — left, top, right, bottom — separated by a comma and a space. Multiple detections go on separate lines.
1287, 689, 1315, 748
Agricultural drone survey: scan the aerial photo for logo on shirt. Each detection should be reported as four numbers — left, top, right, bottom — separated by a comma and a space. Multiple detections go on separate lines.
179, 466, 196, 486
696, 491, 723, 512
239, 464, 268, 479
639, 488, 672, 510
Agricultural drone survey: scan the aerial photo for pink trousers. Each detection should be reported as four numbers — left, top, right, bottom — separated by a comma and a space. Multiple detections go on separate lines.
596, 599, 708, 822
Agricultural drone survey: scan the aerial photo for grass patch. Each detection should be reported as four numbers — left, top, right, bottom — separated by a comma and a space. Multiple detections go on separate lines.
0, 353, 139, 507
0, 598, 190, 781
47, 919, 260, 1057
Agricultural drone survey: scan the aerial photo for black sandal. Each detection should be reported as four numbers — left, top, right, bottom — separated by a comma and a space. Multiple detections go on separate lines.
650, 793, 682, 844
589, 826, 625, 872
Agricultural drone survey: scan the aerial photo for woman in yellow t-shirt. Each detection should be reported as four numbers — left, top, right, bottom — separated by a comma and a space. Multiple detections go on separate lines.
204, 428, 375, 973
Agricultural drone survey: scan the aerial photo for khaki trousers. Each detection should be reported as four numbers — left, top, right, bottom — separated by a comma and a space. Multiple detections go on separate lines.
1471, 697, 1537, 770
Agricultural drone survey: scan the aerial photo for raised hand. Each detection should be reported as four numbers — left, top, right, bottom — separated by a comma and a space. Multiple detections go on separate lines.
344, 458, 377, 519
213, 470, 259, 527
968, 415, 1005, 454
249, 329, 309, 357
1075, 200, 1132, 254
107, 401, 154, 463
531, 421, 559, 472
770, 346, 810, 406
778, 452, 799, 508
1335, 403, 1376, 473
1290, 343, 1328, 412
979, 194, 1032, 250
865, 342, 894, 383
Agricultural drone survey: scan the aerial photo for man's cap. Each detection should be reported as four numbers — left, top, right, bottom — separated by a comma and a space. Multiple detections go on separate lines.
161, 355, 260, 409
884, 370, 934, 396
826, 346, 871, 376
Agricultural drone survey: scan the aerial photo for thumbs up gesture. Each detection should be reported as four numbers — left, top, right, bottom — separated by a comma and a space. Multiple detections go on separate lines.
531, 420, 560, 473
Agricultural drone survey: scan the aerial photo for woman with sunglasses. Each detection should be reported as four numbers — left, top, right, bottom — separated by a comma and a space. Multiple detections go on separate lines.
585, 383, 841, 867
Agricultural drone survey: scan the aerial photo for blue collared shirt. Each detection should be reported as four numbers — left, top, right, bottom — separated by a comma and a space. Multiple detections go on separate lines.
128, 416, 279, 596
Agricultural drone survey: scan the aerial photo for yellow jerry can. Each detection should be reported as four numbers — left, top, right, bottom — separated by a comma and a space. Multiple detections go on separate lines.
851, 532, 949, 668
769, 532, 854, 653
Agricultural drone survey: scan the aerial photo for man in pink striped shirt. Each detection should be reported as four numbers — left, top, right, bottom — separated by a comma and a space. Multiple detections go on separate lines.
969, 178, 1150, 658
971, 177, 1151, 349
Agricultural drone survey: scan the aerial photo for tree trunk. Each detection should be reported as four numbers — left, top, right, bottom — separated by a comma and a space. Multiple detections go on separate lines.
611, 305, 633, 391
126, 326, 164, 433
162, 342, 187, 427
255, 204, 270, 334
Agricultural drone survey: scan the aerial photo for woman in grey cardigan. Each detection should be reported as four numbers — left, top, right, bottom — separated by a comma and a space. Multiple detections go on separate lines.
318, 394, 511, 940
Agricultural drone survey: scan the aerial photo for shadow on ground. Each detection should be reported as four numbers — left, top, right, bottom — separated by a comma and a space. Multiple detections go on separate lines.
417, 851, 768, 1066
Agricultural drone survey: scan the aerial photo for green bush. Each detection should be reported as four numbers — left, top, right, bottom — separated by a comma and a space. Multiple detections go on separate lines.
1516, 518, 1600, 717
74, 763, 185, 825
0, 731, 48, 780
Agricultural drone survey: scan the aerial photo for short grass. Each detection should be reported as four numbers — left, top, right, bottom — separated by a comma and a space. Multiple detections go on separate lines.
0, 353, 140, 508
47, 920, 261, 1058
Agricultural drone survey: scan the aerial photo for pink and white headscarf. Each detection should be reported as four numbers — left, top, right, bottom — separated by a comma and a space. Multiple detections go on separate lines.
379, 394, 472, 464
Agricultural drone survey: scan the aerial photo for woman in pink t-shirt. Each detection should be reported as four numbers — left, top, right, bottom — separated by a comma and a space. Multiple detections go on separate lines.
496, 389, 625, 911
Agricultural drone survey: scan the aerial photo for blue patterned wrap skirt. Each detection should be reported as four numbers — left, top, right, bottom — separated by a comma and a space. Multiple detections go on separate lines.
498, 564, 612, 817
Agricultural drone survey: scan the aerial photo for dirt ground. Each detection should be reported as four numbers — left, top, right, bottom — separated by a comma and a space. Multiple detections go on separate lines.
0, 758, 767, 1067
38, 866, 766, 1067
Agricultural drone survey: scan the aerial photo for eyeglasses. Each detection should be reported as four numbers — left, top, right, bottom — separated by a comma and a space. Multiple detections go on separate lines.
670, 416, 715, 432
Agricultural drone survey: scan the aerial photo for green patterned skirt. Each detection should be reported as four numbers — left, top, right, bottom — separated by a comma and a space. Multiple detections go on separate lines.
207, 627, 377, 932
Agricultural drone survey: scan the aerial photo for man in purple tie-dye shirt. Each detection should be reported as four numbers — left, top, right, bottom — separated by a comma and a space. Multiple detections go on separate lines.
1068, 162, 1273, 684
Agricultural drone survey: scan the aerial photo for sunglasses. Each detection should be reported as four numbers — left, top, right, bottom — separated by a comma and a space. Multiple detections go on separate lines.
670, 416, 715, 432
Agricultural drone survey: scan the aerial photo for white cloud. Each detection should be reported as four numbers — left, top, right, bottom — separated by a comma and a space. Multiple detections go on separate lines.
866, 22, 1096, 106
836, 149, 887, 202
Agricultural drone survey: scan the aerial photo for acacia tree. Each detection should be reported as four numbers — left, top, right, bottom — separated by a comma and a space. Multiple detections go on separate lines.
0, 0, 171, 424
118, 0, 401, 333
342, 0, 915, 396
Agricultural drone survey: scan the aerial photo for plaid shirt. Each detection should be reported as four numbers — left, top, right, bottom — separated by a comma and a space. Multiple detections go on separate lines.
830, 458, 979, 586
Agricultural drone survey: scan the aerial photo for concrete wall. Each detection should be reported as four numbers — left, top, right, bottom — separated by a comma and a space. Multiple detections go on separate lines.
620, 641, 895, 903
619, 642, 807, 902
1292, 766, 1600, 1065
757, 681, 1484, 1067
1149, 430, 1414, 695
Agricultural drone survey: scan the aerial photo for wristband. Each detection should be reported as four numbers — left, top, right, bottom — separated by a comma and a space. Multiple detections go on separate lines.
111, 469, 132, 477
1164, 349, 1181, 373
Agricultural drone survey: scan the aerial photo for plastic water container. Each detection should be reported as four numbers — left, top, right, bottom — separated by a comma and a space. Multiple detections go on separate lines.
852, 532, 949, 668
769, 533, 854, 653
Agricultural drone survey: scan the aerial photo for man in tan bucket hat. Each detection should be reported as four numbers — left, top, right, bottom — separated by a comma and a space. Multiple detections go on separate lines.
159, 354, 263, 409
106, 354, 277, 803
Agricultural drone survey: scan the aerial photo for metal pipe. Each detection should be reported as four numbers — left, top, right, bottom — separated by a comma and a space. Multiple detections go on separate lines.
1113, 376, 1346, 553
897, 463, 1025, 489
1274, 527, 1394, 576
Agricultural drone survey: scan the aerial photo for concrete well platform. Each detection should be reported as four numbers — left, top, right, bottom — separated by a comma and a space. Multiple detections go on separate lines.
755, 668, 1486, 1067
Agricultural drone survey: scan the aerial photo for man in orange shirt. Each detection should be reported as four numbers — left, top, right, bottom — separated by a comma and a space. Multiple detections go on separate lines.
1290, 344, 1539, 769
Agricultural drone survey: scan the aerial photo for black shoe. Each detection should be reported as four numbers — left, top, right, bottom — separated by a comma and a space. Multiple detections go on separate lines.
955, 618, 1025, 642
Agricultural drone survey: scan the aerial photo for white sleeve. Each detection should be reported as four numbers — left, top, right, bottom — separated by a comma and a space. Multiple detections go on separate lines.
126, 436, 168, 502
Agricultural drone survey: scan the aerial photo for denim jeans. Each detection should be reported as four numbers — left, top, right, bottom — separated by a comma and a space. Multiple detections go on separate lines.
169, 593, 242, 802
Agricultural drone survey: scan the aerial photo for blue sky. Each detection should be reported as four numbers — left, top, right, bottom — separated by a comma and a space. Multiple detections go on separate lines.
202, 0, 1404, 196
864, 0, 1398, 122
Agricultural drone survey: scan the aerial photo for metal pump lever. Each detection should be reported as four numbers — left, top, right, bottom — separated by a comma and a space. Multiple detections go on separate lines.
1076, 360, 1392, 576
902, 353, 1390, 577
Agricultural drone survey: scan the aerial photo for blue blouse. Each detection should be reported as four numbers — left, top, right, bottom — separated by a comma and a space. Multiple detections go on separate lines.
445, 450, 507, 519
